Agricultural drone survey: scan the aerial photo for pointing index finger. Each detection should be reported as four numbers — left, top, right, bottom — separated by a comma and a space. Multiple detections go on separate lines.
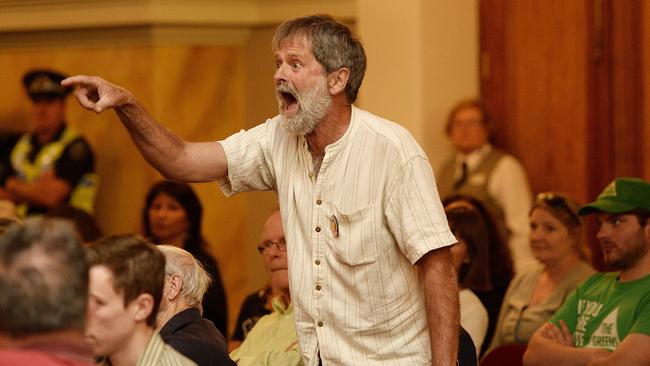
61, 75, 95, 88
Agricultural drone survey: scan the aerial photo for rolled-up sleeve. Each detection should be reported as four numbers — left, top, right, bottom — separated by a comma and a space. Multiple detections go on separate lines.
217, 121, 277, 196
385, 155, 457, 264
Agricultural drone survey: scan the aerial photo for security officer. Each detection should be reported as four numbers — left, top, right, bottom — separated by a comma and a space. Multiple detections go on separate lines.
0, 69, 98, 217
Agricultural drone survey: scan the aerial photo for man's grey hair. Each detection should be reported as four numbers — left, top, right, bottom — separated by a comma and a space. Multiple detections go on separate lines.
158, 245, 212, 313
0, 218, 87, 337
273, 14, 367, 103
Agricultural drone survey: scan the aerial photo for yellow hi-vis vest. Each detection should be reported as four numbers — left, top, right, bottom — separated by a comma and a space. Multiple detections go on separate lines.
10, 126, 99, 217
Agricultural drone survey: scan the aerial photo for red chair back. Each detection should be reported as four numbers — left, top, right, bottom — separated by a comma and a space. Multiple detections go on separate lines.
479, 344, 527, 366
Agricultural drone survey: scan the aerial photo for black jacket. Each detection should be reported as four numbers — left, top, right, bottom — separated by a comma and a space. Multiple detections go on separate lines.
159, 307, 236, 366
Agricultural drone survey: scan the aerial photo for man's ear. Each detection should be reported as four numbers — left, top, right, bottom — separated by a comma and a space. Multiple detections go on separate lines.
327, 68, 350, 97
131, 293, 154, 323
167, 274, 183, 301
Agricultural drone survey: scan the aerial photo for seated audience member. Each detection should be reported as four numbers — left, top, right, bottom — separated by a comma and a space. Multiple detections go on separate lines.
85, 234, 195, 366
488, 192, 594, 352
524, 178, 650, 366
446, 206, 491, 354
437, 98, 534, 272
156, 245, 235, 366
229, 210, 285, 352
143, 180, 228, 336
230, 210, 302, 366
45, 204, 102, 243
0, 218, 94, 365
444, 194, 514, 355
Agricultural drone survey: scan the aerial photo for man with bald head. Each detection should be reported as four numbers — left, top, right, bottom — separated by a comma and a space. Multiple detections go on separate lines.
231, 209, 301, 366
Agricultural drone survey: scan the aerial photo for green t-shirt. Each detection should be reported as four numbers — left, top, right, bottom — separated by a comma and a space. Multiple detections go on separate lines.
550, 272, 650, 351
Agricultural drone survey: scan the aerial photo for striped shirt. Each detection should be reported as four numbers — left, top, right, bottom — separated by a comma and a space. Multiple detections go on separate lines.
99, 332, 196, 366
219, 106, 456, 365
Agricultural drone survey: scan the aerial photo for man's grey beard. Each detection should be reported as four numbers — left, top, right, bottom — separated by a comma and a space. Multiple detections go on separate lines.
277, 79, 331, 136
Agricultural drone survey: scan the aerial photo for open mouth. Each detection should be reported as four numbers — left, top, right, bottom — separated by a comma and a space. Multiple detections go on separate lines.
277, 86, 299, 114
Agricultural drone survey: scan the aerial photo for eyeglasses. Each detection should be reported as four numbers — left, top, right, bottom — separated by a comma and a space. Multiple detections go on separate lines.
257, 238, 287, 254
535, 192, 581, 226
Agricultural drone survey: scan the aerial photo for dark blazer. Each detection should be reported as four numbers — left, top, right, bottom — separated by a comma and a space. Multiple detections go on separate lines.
159, 307, 236, 366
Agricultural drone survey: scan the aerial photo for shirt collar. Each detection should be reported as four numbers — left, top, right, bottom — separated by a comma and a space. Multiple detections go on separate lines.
455, 143, 492, 171
271, 295, 292, 314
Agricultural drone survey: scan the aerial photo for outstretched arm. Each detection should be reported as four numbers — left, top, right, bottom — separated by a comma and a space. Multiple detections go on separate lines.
62, 75, 228, 182
418, 247, 459, 366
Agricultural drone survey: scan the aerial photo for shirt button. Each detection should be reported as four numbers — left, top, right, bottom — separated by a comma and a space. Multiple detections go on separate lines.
316, 199, 322, 205
316, 284, 321, 291
317, 321, 323, 327
315, 259, 321, 265
308, 171, 314, 178
315, 226, 321, 233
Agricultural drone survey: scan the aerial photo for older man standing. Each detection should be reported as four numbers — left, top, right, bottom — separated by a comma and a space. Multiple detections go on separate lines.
156, 245, 235, 366
64, 15, 458, 366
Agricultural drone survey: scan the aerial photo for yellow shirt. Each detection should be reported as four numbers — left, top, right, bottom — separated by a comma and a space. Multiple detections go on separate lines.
230, 296, 302, 366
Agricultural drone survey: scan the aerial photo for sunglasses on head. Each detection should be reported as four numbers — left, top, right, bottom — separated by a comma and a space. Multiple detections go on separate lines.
536, 192, 581, 226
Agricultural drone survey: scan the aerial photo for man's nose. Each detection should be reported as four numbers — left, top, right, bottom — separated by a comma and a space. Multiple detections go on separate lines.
274, 64, 287, 84
596, 224, 609, 242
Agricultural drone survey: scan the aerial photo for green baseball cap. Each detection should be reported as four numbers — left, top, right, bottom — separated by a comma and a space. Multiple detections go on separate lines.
578, 177, 650, 215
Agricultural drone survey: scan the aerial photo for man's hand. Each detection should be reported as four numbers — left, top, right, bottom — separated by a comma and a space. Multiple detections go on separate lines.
62, 75, 135, 113
541, 320, 574, 347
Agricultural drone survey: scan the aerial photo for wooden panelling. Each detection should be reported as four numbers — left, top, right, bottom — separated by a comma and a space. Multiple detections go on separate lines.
481, 0, 591, 202
642, 0, 650, 179
480, 0, 649, 270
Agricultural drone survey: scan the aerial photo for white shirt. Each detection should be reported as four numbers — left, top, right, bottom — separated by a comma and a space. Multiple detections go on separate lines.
455, 144, 535, 272
219, 106, 456, 365
459, 288, 489, 356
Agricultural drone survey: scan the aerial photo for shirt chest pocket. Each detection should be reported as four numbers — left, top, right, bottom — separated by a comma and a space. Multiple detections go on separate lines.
330, 203, 380, 266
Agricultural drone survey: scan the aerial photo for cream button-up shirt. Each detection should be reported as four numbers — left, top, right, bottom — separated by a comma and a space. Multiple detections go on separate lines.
219, 106, 456, 365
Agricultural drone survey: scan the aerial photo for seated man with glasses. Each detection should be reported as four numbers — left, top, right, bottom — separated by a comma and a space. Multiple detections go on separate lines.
524, 178, 650, 366
230, 209, 302, 366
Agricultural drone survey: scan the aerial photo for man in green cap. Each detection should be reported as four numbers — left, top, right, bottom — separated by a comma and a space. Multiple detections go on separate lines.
0, 69, 98, 217
524, 177, 650, 366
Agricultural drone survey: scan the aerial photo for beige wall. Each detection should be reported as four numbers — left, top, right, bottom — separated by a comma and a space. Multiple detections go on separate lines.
0, 1, 479, 335
357, 0, 479, 168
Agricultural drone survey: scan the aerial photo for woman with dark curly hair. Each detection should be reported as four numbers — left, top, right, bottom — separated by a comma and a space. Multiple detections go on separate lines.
143, 180, 228, 336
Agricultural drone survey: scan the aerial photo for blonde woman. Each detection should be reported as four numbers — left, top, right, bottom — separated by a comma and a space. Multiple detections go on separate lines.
487, 192, 594, 353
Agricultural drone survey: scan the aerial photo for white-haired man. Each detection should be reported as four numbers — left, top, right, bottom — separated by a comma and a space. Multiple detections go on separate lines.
157, 245, 235, 366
